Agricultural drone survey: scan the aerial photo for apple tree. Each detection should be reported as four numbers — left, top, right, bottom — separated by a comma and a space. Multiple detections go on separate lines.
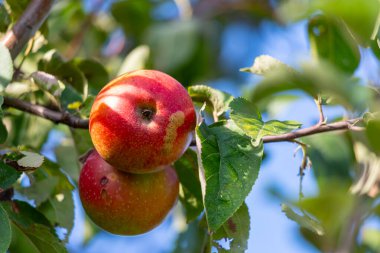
0, 0, 380, 252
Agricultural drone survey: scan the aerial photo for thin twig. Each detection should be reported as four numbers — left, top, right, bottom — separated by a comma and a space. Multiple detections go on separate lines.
262, 118, 364, 143
3, 96, 88, 129
1, 0, 54, 59
314, 95, 325, 126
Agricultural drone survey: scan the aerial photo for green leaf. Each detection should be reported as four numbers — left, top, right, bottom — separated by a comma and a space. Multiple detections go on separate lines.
278, 0, 380, 45
171, 219, 209, 253
0, 204, 11, 253
240, 55, 294, 75
299, 189, 355, 248
17, 151, 44, 168
5, 0, 30, 21
117, 45, 150, 75
6, 114, 53, 150
212, 203, 250, 253
2, 201, 51, 228
146, 20, 199, 72
174, 149, 204, 222
366, 119, 380, 154
0, 43, 13, 90
3, 200, 67, 253
72, 58, 109, 95
70, 128, 93, 155
18, 177, 59, 206
196, 121, 263, 231
0, 161, 21, 189
189, 85, 233, 117
303, 133, 354, 191
78, 95, 95, 118
230, 97, 301, 144
18, 159, 74, 239
10, 223, 67, 253
38, 189, 74, 241
31, 71, 64, 97
362, 228, 380, 252
281, 204, 324, 236
60, 85, 82, 110
0, 119, 8, 144
38, 50, 86, 94
0, 4, 11, 32
111, 0, 152, 39
55, 137, 80, 181
351, 141, 380, 196
308, 15, 360, 74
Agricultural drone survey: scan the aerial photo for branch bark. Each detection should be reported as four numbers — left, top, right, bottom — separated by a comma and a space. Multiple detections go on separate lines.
3, 96, 89, 129
1, 0, 54, 59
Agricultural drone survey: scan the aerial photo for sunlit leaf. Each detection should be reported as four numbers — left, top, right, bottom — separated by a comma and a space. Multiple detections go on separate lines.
230, 97, 301, 144
0, 43, 13, 90
117, 45, 150, 75
240, 55, 294, 75
17, 151, 44, 168
362, 228, 380, 252
31, 71, 64, 97
281, 204, 324, 236
196, 121, 263, 231
189, 85, 233, 117
212, 203, 250, 253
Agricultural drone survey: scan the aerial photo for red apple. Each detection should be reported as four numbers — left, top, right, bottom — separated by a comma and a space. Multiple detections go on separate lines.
79, 150, 179, 235
89, 69, 196, 173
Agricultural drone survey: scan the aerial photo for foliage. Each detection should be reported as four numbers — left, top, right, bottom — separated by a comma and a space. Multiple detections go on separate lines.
0, 0, 380, 252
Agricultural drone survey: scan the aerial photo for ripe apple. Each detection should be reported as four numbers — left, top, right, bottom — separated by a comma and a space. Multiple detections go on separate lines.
89, 69, 196, 173
79, 150, 179, 235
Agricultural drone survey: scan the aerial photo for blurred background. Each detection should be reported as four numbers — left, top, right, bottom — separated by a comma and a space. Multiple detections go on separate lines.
6, 0, 380, 252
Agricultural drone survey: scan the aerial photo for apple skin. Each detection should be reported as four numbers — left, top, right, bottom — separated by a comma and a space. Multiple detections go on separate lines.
79, 150, 179, 235
89, 69, 196, 173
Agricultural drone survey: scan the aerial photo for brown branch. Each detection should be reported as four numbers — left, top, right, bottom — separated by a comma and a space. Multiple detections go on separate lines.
262, 118, 363, 143
3, 96, 89, 129
1, 0, 54, 59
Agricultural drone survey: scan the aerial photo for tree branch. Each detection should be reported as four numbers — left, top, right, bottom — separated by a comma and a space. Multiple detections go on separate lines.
1, 0, 54, 59
262, 118, 363, 143
3, 96, 89, 129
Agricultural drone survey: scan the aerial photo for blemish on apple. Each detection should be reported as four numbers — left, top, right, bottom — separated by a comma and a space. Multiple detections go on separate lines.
163, 111, 185, 154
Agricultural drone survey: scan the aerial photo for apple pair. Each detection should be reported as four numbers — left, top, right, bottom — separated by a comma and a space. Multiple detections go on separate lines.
79, 70, 196, 235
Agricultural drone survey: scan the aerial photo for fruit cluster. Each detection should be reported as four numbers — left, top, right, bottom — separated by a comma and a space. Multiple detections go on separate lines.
79, 70, 196, 235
